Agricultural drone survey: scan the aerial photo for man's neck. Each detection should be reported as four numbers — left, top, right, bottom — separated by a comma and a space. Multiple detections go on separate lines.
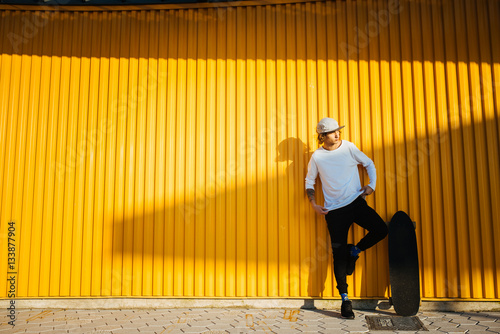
323, 140, 342, 151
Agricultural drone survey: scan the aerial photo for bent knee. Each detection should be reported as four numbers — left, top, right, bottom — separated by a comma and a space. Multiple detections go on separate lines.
331, 242, 348, 256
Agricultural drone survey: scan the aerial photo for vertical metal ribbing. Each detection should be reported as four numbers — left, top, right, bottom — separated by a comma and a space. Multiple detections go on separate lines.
1, 0, 499, 299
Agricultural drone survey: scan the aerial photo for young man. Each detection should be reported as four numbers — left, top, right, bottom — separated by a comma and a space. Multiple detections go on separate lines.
305, 117, 388, 319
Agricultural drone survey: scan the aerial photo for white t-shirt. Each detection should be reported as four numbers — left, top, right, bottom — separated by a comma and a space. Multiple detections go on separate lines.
305, 140, 376, 211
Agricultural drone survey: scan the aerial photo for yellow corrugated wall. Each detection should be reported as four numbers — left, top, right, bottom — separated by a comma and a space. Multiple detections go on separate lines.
0, 0, 499, 299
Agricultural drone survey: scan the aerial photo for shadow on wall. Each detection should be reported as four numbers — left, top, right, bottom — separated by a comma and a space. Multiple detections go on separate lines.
276, 137, 331, 298
106, 137, 341, 298
101, 137, 377, 298
103, 118, 500, 300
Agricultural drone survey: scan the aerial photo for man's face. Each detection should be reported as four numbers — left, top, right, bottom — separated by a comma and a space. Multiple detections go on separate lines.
323, 130, 341, 145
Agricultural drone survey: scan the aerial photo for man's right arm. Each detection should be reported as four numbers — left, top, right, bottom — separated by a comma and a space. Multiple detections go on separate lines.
306, 188, 328, 215
305, 156, 329, 215
306, 188, 316, 204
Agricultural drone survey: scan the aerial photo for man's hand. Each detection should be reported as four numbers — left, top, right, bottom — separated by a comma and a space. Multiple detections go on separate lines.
312, 203, 329, 215
307, 188, 329, 215
360, 185, 374, 199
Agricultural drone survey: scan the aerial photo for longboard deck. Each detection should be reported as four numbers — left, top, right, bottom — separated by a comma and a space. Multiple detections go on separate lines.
388, 211, 420, 316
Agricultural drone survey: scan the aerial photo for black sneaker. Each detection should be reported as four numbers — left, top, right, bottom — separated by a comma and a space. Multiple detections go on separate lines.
341, 300, 355, 319
346, 244, 359, 275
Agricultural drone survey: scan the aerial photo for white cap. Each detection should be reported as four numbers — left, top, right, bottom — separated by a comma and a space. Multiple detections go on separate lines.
316, 117, 345, 134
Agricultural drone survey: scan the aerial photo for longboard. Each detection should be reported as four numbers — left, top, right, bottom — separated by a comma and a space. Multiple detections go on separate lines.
388, 211, 420, 316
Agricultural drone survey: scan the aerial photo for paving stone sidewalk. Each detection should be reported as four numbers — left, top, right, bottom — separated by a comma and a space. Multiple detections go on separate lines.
1, 307, 499, 333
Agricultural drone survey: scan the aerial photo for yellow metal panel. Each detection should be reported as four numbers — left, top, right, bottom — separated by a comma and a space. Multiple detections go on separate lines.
303, 1, 316, 297
246, 5, 258, 297
454, 0, 483, 299
476, 0, 500, 299
265, 4, 279, 297
177, 8, 189, 297
91, 12, 110, 296
18, 11, 43, 298
205, 7, 217, 297
1, 0, 500, 300
95, 11, 112, 296
388, 0, 407, 213
376, 0, 396, 299
134, 10, 149, 295
165, 8, 178, 297
488, 0, 500, 299
256, 5, 268, 298
144, 9, 159, 296
290, 1, 300, 297
11, 10, 31, 299
215, 7, 227, 297
102, 11, 121, 297
276, 4, 289, 297
399, 0, 421, 298
51, 12, 71, 296
111, 10, 129, 297
194, 8, 207, 297
432, 0, 459, 298
0, 9, 20, 298
356, 0, 375, 297
154, 9, 168, 297
235, 6, 248, 297
366, 0, 388, 299
30, 10, 54, 297
39, 11, 61, 297
188, 7, 200, 297
442, 0, 472, 298
491, 0, 500, 149
302, 2, 314, 297
422, 0, 446, 299
225, 7, 236, 298
424, 0, 447, 298
0, 11, 11, 296
61, 12, 79, 296
122, 10, 138, 296
64, 11, 84, 297
73, 11, 93, 297
82, 11, 101, 297
408, 0, 433, 298
346, 0, 362, 297
465, 0, 493, 299
12, 12, 34, 299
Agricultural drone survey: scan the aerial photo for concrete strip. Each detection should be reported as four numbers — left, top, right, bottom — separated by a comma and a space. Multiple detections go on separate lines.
3, 298, 500, 312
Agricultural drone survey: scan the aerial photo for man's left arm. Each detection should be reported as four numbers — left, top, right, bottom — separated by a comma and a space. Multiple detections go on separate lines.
351, 145, 376, 197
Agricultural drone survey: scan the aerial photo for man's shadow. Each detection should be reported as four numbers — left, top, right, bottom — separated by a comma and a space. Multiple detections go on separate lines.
276, 137, 333, 304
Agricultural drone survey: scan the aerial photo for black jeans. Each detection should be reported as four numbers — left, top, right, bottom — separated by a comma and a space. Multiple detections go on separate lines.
325, 196, 388, 294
